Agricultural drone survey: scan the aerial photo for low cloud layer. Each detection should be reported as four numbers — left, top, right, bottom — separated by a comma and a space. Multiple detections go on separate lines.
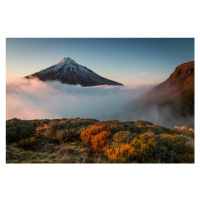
6, 78, 153, 121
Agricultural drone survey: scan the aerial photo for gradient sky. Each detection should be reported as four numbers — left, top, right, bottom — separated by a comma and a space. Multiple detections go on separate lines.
6, 38, 194, 85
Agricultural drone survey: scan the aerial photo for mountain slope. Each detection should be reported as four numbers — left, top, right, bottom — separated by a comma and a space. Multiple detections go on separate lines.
142, 61, 194, 117
25, 57, 123, 87
123, 61, 194, 128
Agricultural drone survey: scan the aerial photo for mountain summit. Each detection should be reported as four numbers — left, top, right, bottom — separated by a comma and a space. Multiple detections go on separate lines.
25, 57, 123, 87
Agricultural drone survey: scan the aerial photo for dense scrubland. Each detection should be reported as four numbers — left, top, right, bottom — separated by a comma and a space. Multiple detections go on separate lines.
6, 118, 194, 163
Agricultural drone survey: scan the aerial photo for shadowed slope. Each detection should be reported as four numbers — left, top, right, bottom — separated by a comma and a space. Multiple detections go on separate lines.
124, 61, 194, 128
142, 61, 194, 116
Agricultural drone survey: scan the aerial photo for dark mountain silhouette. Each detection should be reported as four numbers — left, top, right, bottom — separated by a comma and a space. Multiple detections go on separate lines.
25, 57, 123, 87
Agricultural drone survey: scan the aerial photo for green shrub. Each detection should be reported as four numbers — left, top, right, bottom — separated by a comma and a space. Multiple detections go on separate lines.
44, 121, 59, 140
157, 134, 185, 154
110, 131, 136, 149
134, 120, 153, 127
6, 120, 36, 142
57, 129, 81, 142
154, 133, 194, 163
16, 137, 42, 151
130, 132, 157, 162
155, 145, 178, 163
83, 157, 94, 163
29, 121, 39, 127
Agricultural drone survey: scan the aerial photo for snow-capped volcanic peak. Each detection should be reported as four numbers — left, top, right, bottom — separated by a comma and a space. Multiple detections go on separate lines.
41, 57, 92, 75
25, 57, 123, 87
56, 57, 76, 66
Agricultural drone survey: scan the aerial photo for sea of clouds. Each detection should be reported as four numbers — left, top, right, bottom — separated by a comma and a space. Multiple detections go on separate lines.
6, 77, 154, 121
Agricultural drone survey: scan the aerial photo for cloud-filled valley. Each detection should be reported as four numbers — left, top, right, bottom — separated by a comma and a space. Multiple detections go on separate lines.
6, 78, 154, 121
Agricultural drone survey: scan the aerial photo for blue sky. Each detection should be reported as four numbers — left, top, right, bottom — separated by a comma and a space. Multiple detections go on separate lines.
6, 38, 194, 85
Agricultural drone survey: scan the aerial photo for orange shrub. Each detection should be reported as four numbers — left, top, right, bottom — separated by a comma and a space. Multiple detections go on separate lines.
81, 125, 103, 145
81, 125, 111, 152
106, 143, 136, 163
91, 131, 111, 152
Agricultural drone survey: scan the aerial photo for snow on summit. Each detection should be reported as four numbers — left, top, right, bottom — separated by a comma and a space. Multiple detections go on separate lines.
25, 57, 123, 87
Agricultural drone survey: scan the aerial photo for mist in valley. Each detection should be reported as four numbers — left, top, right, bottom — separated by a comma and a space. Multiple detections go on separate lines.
6, 77, 194, 128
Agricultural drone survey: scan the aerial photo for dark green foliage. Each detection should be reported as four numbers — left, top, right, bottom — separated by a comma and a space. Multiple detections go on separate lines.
155, 145, 179, 163
137, 126, 173, 135
83, 157, 94, 163
44, 118, 97, 142
17, 137, 42, 151
59, 119, 97, 130
57, 129, 80, 142
39, 119, 51, 126
6, 119, 36, 142
134, 120, 153, 127
94, 120, 139, 135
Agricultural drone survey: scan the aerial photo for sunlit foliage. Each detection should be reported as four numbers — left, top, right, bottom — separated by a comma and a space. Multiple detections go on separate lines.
6, 118, 195, 163
81, 125, 111, 152
44, 121, 59, 140
110, 131, 135, 149
107, 143, 136, 163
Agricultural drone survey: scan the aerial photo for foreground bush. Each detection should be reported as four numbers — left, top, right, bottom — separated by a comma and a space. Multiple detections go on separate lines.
157, 134, 185, 154
130, 132, 157, 162
91, 130, 111, 152
107, 143, 136, 163
6, 120, 36, 142
110, 131, 135, 149
107, 132, 157, 163
57, 129, 78, 142
44, 121, 59, 140
16, 137, 42, 151
155, 133, 194, 163
81, 125, 111, 152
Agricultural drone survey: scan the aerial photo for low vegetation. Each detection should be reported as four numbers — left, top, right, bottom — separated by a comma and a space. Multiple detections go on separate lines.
6, 118, 194, 163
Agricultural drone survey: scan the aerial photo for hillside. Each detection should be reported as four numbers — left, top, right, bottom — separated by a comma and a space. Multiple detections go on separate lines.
25, 57, 123, 87
6, 118, 194, 163
124, 61, 194, 128
143, 61, 194, 116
